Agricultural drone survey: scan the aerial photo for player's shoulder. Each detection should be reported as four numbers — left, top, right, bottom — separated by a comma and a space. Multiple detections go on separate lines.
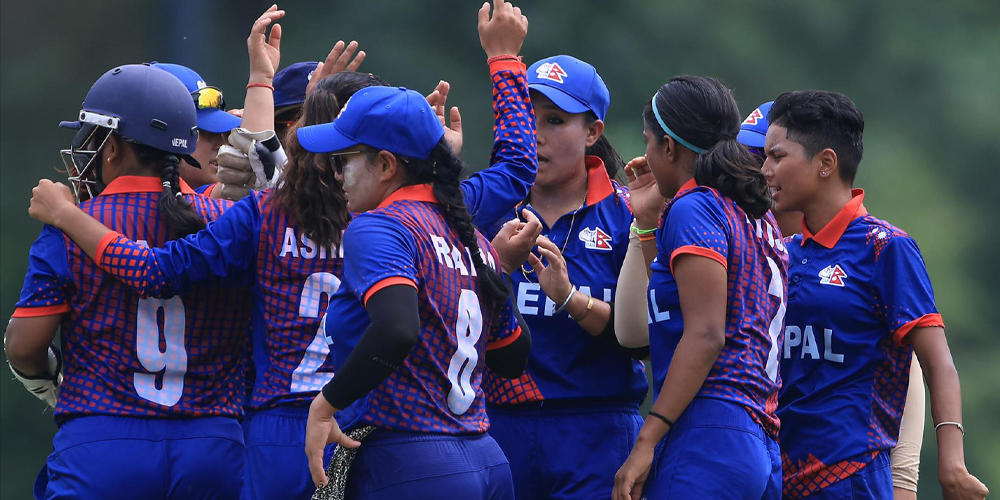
669, 185, 728, 219
849, 214, 920, 262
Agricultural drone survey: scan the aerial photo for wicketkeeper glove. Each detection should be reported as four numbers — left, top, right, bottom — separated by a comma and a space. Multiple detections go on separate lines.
216, 128, 288, 200
8, 343, 63, 409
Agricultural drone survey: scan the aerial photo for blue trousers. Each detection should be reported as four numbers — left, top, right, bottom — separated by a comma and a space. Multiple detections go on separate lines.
242, 405, 336, 500
643, 398, 781, 500
39, 415, 244, 500
344, 429, 514, 499
488, 402, 643, 500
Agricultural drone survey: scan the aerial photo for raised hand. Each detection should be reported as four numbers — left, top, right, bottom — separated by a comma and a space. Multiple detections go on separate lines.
28, 179, 77, 227
305, 40, 367, 96
247, 5, 285, 86
478, 0, 528, 59
527, 235, 574, 307
426, 80, 463, 155
625, 156, 666, 230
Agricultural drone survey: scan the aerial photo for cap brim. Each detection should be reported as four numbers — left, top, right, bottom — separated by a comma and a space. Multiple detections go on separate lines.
296, 121, 358, 153
197, 108, 242, 134
529, 84, 592, 115
737, 129, 766, 149
59, 120, 82, 130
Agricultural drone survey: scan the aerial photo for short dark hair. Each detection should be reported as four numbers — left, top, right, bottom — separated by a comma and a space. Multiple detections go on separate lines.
768, 90, 865, 183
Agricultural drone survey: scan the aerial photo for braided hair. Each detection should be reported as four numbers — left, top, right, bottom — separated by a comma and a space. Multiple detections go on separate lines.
395, 139, 509, 308
128, 135, 206, 237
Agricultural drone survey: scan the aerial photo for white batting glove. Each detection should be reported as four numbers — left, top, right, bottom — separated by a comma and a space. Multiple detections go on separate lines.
215, 128, 287, 200
9, 344, 62, 409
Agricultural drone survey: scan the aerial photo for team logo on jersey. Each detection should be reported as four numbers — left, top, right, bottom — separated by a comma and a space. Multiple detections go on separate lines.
818, 264, 848, 287
578, 227, 613, 251
743, 108, 764, 126
535, 62, 568, 83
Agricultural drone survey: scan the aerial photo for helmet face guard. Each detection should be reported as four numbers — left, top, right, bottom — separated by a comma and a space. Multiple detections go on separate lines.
60, 111, 117, 202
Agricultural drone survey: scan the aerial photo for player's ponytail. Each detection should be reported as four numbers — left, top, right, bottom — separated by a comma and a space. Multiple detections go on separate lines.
126, 135, 206, 237
399, 139, 509, 309
644, 76, 772, 219
274, 72, 389, 250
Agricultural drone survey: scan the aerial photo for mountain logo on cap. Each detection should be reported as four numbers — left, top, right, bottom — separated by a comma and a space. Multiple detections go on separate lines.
535, 62, 568, 84
743, 108, 764, 126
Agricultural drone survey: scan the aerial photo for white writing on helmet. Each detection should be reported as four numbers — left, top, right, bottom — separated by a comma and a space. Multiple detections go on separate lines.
172, 138, 188, 148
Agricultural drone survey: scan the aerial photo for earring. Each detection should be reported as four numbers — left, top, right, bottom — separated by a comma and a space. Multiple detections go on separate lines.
821, 171, 828, 177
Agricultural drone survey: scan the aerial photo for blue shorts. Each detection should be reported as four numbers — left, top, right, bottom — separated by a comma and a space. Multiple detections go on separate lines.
643, 398, 781, 500
487, 402, 643, 500
242, 405, 336, 500
797, 451, 892, 500
345, 429, 513, 500
39, 415, 244, 500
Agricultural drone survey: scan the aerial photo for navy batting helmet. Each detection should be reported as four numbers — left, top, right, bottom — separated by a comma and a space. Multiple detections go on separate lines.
60, 63, 201, 200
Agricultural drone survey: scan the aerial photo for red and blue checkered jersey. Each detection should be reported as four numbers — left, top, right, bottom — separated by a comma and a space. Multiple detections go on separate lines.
482, 156, 648, 405
88, 189, 344, 410
646, 179, 788, 439
327, 185, 522, 435
13, 176, 249, 421
778, 190, 942, 499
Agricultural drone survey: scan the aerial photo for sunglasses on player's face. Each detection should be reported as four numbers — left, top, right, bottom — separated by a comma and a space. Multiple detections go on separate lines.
191, 86, 226, 111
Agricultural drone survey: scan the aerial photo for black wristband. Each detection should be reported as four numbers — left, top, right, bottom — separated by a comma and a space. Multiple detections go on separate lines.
647, 410, 674, 429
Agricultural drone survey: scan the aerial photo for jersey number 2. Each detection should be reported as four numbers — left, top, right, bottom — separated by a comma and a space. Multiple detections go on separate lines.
446, 289, 483, 415
290, 272, 341, 393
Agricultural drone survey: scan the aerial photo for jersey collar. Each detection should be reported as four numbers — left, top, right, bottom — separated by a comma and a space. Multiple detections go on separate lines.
377, 183, 438, 209
801, 189, 868, 249
675, 178, 699, 198
584, 156, 615, 206
100, 175, 195, 196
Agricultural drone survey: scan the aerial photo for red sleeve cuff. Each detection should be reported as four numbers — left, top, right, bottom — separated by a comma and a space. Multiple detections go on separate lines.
489, 59, 526, 74
363, 277, 417, 306
669, 245, 727, 274
12, 304, 70, 318
95, 231, 123, 264
893, 313, 945, 346
487, 326, 522, 351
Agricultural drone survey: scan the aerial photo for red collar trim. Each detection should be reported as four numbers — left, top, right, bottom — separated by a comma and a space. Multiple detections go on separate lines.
100, 175, 195, 196
675, 178, 699, 197
377, 183, 438, 209
584, 156, 615, 205
801, 189, 867, 249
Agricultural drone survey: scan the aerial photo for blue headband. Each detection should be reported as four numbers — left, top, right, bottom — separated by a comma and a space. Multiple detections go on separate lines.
650, 94, 707, 154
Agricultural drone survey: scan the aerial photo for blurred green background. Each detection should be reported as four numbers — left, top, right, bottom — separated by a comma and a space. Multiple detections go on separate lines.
2, 0, 997, 498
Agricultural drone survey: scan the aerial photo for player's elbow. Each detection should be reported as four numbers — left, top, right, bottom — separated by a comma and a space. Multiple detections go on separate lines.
4, 320, 36, 366
487, 331, 531, 379
687, 324, 726, 354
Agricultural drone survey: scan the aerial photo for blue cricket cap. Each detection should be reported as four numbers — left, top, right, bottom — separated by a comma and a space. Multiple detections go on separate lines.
150, 62, 241, 134
737, 101, 773, 149
273, 62, 319, 109
297, 86, 444, 159
527, 55, 610, 121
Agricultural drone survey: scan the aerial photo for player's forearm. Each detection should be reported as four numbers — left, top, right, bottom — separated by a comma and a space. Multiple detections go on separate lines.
636, 330, 722, 447
615, 229, 651, 347
911, 327, 969, 477
4, 317, 59, 376
891, 357, 924, 493
241, 79, 275, 133
565, 292, 611, 336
